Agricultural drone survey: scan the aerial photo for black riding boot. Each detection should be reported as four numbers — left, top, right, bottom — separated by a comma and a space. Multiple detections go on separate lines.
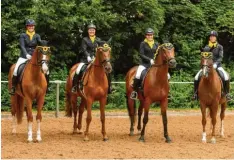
71, 73, 79, 93
10, 75, 18, 95
45, 74, 50, 93
224, 80, 232, 101
130, 78, 141, 100
192, 80, 199, 100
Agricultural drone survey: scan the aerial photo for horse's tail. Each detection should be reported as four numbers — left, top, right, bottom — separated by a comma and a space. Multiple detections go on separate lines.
126, 94, 137, 125
65, 76, 72, 117
11, 94, 24, 124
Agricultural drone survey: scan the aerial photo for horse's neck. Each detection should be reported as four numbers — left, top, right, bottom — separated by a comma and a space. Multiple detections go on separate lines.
203, 68, 219, 84
149, 53, 168, 84
26, 50, 43, 80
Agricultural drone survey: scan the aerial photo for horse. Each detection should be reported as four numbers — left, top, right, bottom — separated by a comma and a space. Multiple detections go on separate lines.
198, 51, 227, 143
8, 44, 51, 142
125, 43, 176, 142
65, 43, 112, 141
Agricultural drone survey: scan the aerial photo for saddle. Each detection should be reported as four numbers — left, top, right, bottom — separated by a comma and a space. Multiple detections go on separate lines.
17, 62, 27, 83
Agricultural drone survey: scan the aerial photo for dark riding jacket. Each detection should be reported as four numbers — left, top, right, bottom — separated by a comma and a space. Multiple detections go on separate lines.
19, 33, 41, 58
81, 36, 101, 63
139, 41, 158, 68
205, 43, 223, 67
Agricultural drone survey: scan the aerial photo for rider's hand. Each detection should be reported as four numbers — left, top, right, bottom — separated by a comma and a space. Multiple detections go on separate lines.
87, 56, 92, 62
26, 54, 32, 60
91, 56, 95, 60
213, 63, 218, 69
150, 59, 154, 65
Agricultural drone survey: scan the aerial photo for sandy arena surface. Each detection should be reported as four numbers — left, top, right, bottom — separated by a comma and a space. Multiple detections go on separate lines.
1, 110, 234, 159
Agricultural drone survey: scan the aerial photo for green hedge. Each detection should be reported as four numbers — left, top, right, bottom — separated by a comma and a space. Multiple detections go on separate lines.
1, 69, 234, 112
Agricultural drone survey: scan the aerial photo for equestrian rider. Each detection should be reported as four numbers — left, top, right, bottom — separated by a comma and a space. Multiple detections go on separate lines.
71, 23, 112, 93
193, 30, 232, 101
130, 28, 159, 99
10, 19, 49, 95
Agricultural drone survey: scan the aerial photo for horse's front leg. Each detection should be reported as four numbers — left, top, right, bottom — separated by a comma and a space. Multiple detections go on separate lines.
210, 105, 218, 144
99, 97, 108, 141
84, 98, 93, 141
139, 100, 150, 142
160, 98, 171, 143
200, 102, 207, 143
36, 95, 45, 142
25, 98, 33, 142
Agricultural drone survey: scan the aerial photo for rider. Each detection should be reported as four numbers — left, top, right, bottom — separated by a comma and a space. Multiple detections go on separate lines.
71, 23, 112, 93
130, 28, 159, 99
10, 19, 49, 95
193, 30, 232, 101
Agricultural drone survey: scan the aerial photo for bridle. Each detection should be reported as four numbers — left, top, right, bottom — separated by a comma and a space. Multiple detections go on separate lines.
152, 43, 175, 67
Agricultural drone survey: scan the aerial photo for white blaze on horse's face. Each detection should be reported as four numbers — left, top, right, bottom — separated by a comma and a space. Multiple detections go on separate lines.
42, 55, 49, 74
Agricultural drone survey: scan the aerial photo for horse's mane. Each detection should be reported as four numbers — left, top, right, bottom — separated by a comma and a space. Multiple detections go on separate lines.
154, 43, 174, 59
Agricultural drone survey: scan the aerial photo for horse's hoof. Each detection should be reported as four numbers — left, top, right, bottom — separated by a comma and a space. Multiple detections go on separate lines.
103, 137, 109, 142
129, 131, 134, 136
78, 130, 83, 134
12, 129, 16, 134
202, 139, 207, 143
27, 139, 33, 143
84, 136, 89, 141
165, 138, 172, 143
138, 136, 145, 142
36, 137, 42, 142
210, 138, 216, 144
220, 134, 225, 138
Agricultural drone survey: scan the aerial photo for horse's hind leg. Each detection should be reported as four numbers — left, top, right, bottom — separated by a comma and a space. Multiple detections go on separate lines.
77, 98, 85, 134
11, 95, 17, 134
84, 98, 93, 141
200, 103, 207, 143
25, 98, 33, 142
127, 97, 136, 136
36, 96, 45, 142
220, 102, 227, 138
137, 100, 144, 134
71, 96, 78, 134
100, 97, 108, 141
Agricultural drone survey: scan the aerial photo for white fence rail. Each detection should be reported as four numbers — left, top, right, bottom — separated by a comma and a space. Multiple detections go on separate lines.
2, 81, 234, 117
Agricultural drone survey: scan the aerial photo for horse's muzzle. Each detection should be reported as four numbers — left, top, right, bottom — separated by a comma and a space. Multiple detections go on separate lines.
42, 62, 49, 74
202, 66, 209, 78
104, 62, 112, 73
168, 58, 177, 68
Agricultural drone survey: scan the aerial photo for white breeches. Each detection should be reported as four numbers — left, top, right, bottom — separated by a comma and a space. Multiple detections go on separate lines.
195, 67, 229, 81
135, 65, 171, 80
75, 63, 86, 75
13, 57, 28, 76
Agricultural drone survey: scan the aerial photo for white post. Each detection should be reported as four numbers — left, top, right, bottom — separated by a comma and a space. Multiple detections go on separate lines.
55, 80, 61, 118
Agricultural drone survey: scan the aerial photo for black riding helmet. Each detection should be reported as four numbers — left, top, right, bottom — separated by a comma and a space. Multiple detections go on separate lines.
209, 30, 218, 37
87, 23, 96, 29
145, 28, 154, 34
26, 19, 36, 26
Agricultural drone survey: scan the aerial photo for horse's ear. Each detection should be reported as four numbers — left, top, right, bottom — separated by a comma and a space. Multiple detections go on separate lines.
107, 37, 112, 45
39, 40, 49, 46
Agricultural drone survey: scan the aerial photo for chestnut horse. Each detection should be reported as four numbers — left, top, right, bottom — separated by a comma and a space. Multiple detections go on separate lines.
126, 43, 176, 142
8, 45, 51, 142
198, 52, 227, 143
65, 43, 112, 141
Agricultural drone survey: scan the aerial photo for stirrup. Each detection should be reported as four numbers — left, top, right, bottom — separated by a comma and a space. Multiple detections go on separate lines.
71, 86, 77, 93
226, 94, 232, 101
192, 93, 198, 101
9, 87, 16, 95
130, 91, 138, 100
